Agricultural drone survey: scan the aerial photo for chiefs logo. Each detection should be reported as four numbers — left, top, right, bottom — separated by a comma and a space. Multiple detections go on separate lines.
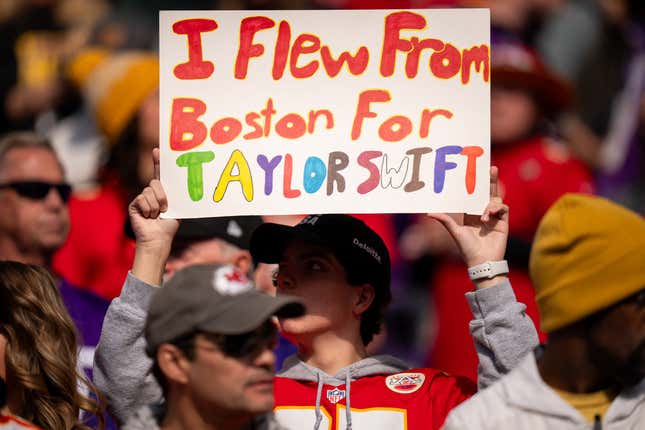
385, 372, 425, 394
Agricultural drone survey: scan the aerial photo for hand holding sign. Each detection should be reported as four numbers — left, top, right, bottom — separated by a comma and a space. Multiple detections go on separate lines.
129, 148, 179, 285
428, 166, 509, 288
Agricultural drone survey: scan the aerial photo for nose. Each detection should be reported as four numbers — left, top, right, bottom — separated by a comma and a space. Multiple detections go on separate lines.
276, 269, 295, 291
44, 186, 66, 208
254, 344, 276, 371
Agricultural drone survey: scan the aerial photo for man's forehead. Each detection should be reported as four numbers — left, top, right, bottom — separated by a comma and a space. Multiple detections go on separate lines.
0, 147, 64, 181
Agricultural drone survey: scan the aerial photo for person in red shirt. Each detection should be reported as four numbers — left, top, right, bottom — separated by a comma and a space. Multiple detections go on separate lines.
401, 41, 594, 382
93, 149, 539, 430
248, 167, 538, 430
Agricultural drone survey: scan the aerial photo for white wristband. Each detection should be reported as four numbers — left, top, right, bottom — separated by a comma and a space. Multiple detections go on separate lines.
468, 260, 509, 281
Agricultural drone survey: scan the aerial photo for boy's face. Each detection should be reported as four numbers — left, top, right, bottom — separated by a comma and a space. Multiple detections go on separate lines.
491, 85, 539, 145
274, 239, 360, 343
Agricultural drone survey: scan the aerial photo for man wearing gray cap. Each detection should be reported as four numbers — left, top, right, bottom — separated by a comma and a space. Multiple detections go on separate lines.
124, 262, 303, 430
94, 149, 289, 428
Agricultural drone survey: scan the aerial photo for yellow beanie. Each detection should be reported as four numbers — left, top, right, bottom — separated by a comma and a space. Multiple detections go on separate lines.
530, 194, 645, 333
67, 49, 159, 144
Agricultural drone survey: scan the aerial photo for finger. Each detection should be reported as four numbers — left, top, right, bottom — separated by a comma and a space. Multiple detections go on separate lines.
489, 165, 499, 198
142, 187, 160, 218
481, 202, 509, 223
427, 213, 461, 237
153, 147, 160, 181
134, 194, 151, 218
149, 179, 168, 212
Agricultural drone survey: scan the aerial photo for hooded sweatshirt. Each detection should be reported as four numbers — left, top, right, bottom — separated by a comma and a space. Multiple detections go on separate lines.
274, 354, 475, 430
95, 273, 538, 428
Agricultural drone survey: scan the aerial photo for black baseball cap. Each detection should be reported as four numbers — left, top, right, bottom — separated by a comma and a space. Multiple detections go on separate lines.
145, 263, 305, 357
125, 216, 263, 250
250, 214, 391, 295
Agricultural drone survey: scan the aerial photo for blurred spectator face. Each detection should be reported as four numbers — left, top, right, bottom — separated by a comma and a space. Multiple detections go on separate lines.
165, 239, 241, 280
254, 262, 278, 295
588, 290, 645, 387
0, 147, 70, 255
137, 90, 159, 186
161, 323, 277, 416
491, 85, 539, 144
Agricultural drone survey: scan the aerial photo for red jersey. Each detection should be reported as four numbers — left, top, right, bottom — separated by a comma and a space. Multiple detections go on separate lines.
274, 368, 475, 430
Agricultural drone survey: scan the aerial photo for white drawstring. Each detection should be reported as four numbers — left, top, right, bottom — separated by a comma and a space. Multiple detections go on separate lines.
345, 371, 353, 430
313, 372, 323, 430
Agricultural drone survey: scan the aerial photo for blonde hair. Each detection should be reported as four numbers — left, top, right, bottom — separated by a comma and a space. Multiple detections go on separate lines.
0, 261, 105, 429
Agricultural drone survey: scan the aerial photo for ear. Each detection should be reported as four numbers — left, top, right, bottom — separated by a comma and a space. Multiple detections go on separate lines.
164, 256, 182, 279
352, 284, 375, 318
232, 249, 253, 274
157, 344, 191, 386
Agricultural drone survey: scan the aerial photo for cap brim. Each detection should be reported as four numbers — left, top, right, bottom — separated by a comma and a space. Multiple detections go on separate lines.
250, 223, 325, 264
199, 291, 305, 335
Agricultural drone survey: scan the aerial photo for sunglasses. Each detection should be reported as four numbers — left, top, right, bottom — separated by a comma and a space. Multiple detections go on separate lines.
0, 181, 72, 203
200, 321, 278, 359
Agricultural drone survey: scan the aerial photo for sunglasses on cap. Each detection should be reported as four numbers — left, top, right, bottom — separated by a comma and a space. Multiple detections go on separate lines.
0, 181, 72, 203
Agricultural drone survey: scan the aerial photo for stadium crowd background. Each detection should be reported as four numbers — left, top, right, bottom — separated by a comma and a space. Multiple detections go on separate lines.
0, 0, 643, 428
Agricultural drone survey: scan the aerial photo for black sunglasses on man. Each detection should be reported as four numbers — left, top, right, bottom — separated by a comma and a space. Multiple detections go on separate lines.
0, 181, 72, 203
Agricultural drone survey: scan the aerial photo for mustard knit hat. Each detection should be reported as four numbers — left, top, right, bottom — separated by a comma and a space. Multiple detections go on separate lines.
530, 194, 645, 333
67, 48, 159, 144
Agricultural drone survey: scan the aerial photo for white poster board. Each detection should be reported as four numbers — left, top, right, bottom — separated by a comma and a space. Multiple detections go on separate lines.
159, 9, 490, 218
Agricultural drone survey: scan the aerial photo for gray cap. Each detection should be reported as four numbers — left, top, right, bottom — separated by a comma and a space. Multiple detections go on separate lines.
144, 263, 304, 356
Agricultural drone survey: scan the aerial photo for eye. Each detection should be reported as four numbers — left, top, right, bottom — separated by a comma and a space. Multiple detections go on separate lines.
305, 259, 324, 272
271, 270, 278, 287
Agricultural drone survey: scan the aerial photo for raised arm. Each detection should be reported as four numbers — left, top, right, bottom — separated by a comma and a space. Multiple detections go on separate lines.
93, 149, 179, 424
429, 167, 539, 389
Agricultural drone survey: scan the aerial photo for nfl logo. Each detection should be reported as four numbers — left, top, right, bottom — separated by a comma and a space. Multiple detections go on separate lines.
326, 388, 346, 404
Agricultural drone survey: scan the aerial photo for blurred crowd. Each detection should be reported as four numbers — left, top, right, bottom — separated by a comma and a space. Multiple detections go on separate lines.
0, 0, 643, 429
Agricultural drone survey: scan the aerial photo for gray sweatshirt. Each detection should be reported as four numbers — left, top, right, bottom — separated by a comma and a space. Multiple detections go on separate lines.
94, 273, 539, 426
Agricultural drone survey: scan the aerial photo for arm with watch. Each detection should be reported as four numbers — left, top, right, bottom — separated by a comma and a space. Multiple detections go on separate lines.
429, 167, 539, 390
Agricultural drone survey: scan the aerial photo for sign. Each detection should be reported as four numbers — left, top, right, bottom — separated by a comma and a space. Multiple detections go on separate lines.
159, 9, 490, 217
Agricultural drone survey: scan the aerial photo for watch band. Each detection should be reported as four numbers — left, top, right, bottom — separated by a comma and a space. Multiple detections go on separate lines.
468, 260, 509, 281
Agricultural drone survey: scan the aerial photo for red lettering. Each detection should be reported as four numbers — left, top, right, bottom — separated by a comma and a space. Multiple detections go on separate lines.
275, 113, 307, 139
461, 45, 489, 84
351, 90, 391, 140
357, 151, 383, 194
307, 110, 334, 134
261, 98, 276, 137
272, 21, 291, 80
235, 17, 275, 79
210, 117, 242, 145
379, 115, 413, 142
320, 46, 369, 77
290, 34, 321, 79
430, 43, 461, 79
380, 11, 426, 77
406, 37, 443, 78
243, 113, 263, 139
419, 109, 453, 138
283, 154, 301, 198
170, 98, 207, 150
172, 19, 218, 80
461, 146, 484, 194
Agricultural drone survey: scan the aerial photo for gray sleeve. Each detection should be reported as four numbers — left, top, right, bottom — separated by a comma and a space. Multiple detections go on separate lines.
466, 279, 538, 390
93, 272, 163, 425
